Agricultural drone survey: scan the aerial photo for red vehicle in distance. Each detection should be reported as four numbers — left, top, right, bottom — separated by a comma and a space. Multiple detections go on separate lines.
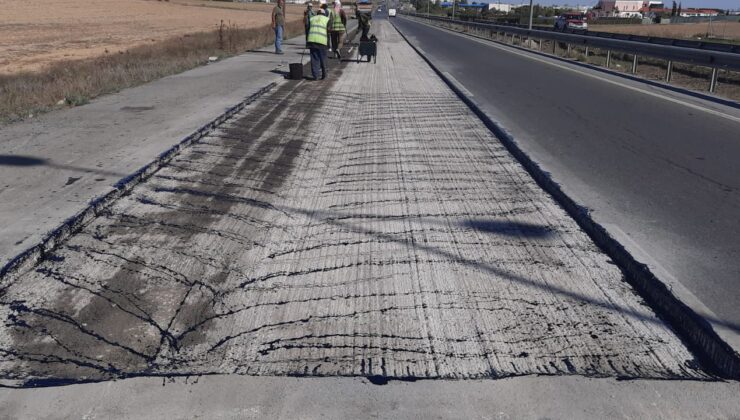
554, 13, 588, 30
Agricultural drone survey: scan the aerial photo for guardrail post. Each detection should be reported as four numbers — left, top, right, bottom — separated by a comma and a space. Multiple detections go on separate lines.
709, 67, 719, 93
413, 17, 740, 81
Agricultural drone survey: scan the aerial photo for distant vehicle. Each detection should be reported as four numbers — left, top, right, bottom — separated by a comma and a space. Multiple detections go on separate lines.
554, 14, 588, 30
388, 8, 397, 17
357, 0, 373, 14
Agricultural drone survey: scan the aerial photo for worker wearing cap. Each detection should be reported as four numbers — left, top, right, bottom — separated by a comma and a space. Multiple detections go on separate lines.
306, 8, 330, 80
329, 0, 347, 59
304, 2, 315, 42
319, 3, 333, 55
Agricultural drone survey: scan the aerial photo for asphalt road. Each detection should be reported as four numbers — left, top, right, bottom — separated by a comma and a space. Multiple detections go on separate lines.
3, 19, 740, 418
0, 22, 702, 386
393, 17, 740, 330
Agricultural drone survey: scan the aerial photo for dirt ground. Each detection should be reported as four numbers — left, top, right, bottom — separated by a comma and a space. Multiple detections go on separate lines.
0, 0, 304, 74
589, 21, 740, 42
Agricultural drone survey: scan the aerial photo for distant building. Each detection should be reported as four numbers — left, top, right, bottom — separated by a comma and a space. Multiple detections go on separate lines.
638, 2, 667, 17
593, 0, 644, 17
488, 3, 514, 13
437, 2, 523, 12
679, 9, 720, 17
439, 2, 492, 10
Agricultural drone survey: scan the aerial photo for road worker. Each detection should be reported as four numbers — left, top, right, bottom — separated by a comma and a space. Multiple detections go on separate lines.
357, 6, 372, 41
319, 3, 332, 55
271, 0, 286, 54
303, 2, 315, 42
328, 0, 347, 59
306, 8, 330, 80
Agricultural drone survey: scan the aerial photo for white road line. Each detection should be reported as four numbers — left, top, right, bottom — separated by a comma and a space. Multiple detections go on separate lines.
403, 17, 740, 125
443, 71, 475, 97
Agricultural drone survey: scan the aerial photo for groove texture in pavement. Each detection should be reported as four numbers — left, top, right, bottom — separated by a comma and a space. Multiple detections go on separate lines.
0, 22, 706, 385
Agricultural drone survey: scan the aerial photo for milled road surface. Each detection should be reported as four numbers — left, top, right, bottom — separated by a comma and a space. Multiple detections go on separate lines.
0, 21, 706, 386
393, 16, 740, 330
0, 34, 311, 270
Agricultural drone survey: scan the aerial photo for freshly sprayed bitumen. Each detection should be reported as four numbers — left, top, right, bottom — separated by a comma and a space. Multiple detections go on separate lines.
0, 22, 707, 386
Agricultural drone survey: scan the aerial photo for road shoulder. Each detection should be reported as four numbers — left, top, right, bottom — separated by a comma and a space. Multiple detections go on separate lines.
1, 375, 739, 419
0, 35, 304, 271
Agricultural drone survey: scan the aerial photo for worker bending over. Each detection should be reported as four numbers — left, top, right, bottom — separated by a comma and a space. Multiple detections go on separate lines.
357, 6, 372, 41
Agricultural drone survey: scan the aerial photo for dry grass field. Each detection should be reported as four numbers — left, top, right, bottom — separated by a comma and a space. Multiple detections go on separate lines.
587, 22, 740, 100
0, 0, 304, 75
0, 0, 306, 123
589, 21, 740, 43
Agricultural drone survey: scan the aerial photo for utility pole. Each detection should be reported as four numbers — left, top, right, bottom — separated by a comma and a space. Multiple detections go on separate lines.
528, 0, 534, 30
452, 0, 456, 19
428, 0, 430, 16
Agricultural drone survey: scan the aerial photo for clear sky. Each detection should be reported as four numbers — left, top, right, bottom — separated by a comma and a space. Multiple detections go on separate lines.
532, 1, 740, 9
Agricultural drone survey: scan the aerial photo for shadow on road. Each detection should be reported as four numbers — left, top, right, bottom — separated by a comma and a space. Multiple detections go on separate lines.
461, 219, 553, 238
0, 154, 127, 178
278, 203, 740, 336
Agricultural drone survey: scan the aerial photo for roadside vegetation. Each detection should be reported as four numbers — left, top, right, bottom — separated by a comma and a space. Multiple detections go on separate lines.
588, 21, 740, 45
553, 42, 740, 100
0, 21, 303, 125
0, 0, 306, 125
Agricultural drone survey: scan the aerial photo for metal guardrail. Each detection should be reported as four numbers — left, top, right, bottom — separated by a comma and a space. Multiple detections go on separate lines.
402, 13, 740, 93
460, 18, 740, 55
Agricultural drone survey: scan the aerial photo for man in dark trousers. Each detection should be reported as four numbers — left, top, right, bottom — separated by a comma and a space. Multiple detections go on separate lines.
357, 7, 372, 40
306, 8, 330, 80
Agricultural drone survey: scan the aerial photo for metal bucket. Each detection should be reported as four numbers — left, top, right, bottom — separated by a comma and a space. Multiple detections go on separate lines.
288, 63, 303, 80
